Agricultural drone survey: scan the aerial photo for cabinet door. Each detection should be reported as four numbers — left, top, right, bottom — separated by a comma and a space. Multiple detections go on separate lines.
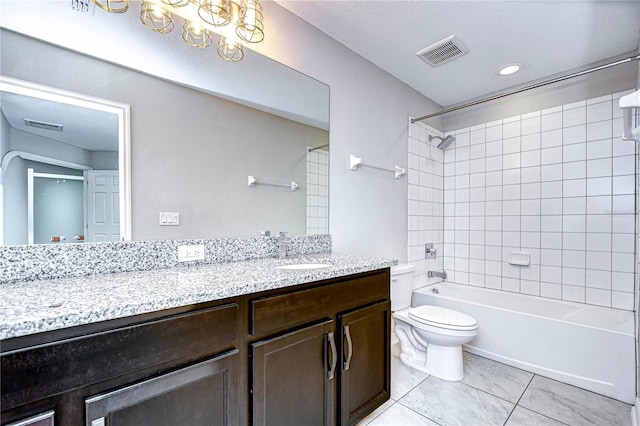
85, 349, 240, 426
252, 320, 336, 426
338, 301, 391, 426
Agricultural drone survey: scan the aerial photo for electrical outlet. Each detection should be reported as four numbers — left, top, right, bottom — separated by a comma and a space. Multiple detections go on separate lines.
178, 244, 205, 262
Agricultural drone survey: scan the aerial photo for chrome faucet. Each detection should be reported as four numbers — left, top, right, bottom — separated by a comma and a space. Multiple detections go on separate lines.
428, 270, 447, 280
278, 231, 288, 259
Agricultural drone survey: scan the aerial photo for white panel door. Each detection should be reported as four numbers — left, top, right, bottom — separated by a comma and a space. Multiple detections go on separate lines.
86, 170, 120, 242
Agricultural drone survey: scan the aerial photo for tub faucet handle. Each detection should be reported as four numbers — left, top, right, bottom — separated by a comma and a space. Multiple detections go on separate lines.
425, 243, 437, 259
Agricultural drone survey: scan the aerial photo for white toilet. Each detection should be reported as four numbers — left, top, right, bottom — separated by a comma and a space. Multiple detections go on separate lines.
391, 264, 478, 381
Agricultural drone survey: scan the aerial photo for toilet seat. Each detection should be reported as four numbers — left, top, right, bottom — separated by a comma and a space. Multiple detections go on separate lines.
408, 305, 478, 331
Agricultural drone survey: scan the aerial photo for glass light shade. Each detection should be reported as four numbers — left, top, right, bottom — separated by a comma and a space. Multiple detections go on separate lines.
182, 21, 213, 48
92, 0, 128, 13
236, 0, 264, 43
217, 36, 244, 62
140, 1, 175, 34
160, 0, 189, 7
198, 0, 231, 27
227, 0, 243, 26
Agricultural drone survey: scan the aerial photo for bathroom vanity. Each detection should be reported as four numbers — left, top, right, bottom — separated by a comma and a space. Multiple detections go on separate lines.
0, 255, 393, 425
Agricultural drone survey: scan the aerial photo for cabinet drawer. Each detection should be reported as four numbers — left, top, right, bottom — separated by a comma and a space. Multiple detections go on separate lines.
250, 270, 389, 336
2, 302, 239, 411
86, 349, 240, 426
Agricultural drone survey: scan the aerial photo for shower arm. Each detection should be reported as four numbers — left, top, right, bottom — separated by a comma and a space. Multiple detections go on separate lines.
411, 53, 640, 123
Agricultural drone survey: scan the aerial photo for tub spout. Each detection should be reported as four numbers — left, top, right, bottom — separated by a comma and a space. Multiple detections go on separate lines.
428, 270, 447, 280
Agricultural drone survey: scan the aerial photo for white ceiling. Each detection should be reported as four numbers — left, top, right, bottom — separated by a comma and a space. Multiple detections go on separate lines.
275, 0, 640, 107
1, 91, 119, 152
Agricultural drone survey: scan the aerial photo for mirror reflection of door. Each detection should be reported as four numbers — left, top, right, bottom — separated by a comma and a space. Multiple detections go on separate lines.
29, 168, 84, 244
86, 170, 120, 242
26, 168, 121, 244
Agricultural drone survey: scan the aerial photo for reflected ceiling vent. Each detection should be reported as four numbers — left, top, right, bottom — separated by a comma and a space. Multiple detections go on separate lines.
417, 35, 469, 67
24, 119, 64, 132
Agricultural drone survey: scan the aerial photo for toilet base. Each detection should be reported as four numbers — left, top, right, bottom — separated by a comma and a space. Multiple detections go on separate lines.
399, 343, 464, 381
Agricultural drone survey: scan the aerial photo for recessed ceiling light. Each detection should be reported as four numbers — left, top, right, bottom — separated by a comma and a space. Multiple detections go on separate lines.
497, 63, 522, 76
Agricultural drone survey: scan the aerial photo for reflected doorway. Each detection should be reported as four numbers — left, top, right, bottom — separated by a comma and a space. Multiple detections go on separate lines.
28, 169, 83, 244
27, 167, 121, 244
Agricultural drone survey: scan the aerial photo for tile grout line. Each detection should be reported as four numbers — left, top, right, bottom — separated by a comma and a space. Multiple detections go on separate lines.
395, 397, 445, 426
508, 373, 536, 422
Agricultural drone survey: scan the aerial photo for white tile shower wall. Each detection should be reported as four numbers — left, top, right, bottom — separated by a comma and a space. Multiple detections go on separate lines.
444, 90, 637, 310
407, 120, 445, 288
306, 148, 329, 234
634, 99, 640, 397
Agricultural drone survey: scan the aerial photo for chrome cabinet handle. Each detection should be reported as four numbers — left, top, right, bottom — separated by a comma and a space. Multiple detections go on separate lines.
343, 325, 353, 371
327, 331, 337, 380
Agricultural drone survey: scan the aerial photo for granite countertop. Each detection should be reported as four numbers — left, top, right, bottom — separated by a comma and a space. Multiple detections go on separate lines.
0, 253, 397, 340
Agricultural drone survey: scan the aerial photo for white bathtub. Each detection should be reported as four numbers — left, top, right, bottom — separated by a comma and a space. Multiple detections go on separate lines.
412, 283, 636, 404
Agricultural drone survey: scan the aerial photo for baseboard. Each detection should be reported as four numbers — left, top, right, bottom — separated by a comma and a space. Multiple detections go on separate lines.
632, 397, 640, 426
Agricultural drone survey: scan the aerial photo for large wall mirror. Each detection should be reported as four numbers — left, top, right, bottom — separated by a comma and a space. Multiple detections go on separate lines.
0, 1, 329, 246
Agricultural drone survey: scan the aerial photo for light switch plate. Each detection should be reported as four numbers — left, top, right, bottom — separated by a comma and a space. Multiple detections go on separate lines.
159, 212, 180, 226
178, 244, 205, 262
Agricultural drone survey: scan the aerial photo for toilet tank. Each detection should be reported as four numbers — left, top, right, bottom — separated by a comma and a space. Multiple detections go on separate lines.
390, 263, 415, 311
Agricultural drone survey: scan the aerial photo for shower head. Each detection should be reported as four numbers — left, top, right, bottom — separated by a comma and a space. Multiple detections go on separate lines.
428, 135, 456, 150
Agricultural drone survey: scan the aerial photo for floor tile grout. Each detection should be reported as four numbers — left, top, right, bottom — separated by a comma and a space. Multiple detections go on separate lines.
373, 351, 629, 426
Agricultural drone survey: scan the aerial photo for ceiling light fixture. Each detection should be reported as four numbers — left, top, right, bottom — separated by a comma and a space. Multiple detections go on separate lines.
497, 63, 522, 76
91, 0, 265, 62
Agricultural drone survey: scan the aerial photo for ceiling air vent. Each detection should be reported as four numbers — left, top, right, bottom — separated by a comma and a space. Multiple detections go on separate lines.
416, 35, 469, 67
24, 119, 64, 132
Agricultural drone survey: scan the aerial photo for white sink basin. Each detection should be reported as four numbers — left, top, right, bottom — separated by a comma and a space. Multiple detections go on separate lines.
276, 263, 331, 270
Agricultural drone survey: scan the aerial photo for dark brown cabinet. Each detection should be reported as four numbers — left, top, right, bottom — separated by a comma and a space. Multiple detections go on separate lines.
1, 268, 390, 426
1, 301, 241, 425
248, 270, 391, 426
6, 411, 54, 426
338, 301, 391, 426
251, 320, 336, 426
85, 350, 239, 426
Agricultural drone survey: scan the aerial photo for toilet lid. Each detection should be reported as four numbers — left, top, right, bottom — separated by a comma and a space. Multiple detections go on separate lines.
408, 305, 478, 330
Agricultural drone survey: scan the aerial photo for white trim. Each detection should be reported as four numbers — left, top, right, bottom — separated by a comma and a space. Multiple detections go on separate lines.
33, 172, 84, 181
1, 76, 132, 241
27, 168, 34, 245
632, 397, 640, 426
1, 150, 91, 172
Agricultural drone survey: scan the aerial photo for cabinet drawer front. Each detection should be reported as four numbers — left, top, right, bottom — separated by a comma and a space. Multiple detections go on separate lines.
2, 303, 239, 410
86, 349, 240, 426
6, 411, 54, 426
250, 270, 389, 336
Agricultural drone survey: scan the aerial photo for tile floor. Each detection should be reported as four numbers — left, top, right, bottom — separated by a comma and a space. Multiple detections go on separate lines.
358, 349, 632, 426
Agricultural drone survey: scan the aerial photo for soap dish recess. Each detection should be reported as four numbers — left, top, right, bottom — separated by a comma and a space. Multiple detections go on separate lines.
509, 252, 530, 266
